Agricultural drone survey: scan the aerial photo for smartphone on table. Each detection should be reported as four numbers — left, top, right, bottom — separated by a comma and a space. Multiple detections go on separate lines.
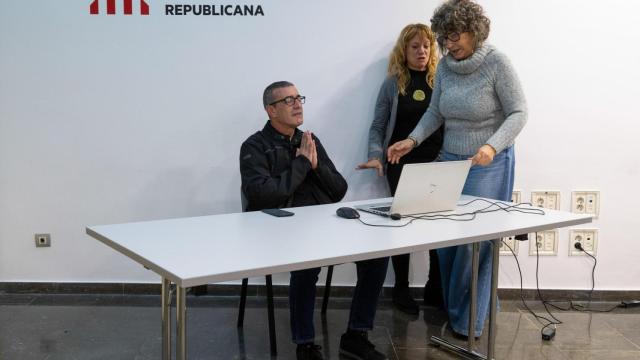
261, 208, 294, 217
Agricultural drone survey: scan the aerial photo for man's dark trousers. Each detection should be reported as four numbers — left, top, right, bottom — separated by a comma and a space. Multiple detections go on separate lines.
289, 257, 389, 344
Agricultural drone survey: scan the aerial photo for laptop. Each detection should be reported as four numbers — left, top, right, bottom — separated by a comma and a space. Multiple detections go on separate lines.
356, 160, 471, 216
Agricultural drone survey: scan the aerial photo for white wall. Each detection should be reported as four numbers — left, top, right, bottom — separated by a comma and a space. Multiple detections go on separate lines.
1, 0, 638, 291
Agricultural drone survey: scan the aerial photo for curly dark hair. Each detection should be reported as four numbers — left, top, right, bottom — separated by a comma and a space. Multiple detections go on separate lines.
431, 0, 491, 54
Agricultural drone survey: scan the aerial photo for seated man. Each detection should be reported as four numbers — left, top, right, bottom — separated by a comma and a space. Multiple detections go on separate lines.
239, 81, 389, 360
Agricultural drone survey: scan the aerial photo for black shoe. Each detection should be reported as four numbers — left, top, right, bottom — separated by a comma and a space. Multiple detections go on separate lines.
339, 330, 387, 360
422, 282, 444, 309
296, 343, 324, 360
392, 286, 419, 315
450, 329, 480, 341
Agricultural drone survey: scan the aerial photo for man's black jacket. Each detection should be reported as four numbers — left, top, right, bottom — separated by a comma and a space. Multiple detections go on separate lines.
240, 121, 347, 211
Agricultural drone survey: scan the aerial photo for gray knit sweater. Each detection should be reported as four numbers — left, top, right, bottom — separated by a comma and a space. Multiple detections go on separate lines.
409, 44, 527, 155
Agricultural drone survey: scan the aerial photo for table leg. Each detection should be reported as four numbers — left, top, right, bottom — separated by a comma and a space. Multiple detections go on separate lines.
176, 286, 187, 360
487, 239, 500, 360
265, 275, 277, 356
468, 242, 480, 349
162, 278, 171, 360
321, 265, 333, 314
430, 337, 486, 360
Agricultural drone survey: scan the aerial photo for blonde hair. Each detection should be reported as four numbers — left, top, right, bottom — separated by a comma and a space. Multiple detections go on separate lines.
387, 24, 439, 96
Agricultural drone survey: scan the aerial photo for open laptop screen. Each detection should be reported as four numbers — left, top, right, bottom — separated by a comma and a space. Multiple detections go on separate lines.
356, 160, 471, 216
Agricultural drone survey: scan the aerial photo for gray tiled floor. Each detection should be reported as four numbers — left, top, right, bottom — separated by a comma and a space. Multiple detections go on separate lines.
0, 294, 639, 359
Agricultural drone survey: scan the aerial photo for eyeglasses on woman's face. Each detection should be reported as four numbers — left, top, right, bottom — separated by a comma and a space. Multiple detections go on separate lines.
437, 32, 461, 46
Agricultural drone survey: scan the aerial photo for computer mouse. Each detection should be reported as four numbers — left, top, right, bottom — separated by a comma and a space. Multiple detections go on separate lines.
336, 207, 360, 219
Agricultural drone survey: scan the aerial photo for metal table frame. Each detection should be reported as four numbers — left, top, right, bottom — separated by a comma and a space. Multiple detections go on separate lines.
86, 196, 591, 360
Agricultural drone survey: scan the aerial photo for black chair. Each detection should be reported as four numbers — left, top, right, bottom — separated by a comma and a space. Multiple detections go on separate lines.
237, 190, 334, 356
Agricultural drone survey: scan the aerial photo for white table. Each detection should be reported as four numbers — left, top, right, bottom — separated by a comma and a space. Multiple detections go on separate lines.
86, 195, 592, 360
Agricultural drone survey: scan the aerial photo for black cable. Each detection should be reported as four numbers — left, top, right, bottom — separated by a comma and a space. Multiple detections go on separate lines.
356, 199, 633, 319
358, 199, 627, 333
412, 199, 546, 220
503, 233, 637, 343
356, 199, 546, 227
457, 198, 546, 215
357, 198, 545, 228
500, 239, 561, 334
504, 234, 622, 341
543, 244, 621, 313
356, 217, 416, 228
533, 233, 563, 335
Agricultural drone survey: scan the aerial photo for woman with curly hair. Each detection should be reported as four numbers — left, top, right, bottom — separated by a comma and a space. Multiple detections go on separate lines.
358, 23, 444, 315
388, 0, 527, 338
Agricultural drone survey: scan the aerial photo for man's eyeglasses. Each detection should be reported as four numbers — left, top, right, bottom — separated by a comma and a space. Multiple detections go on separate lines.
437, 32, 461, 46
269, 95, 306, 106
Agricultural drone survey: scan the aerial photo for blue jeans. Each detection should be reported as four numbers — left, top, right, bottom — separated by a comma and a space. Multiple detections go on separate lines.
289, 257, 389, 344
437, 146, 515, 337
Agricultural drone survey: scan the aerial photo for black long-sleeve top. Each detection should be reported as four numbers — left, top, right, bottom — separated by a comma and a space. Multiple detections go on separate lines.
239, 121, 347, 211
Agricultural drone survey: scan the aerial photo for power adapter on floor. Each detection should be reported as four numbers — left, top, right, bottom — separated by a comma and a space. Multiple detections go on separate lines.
541, 327, 556, 341
620, 300, 640, 308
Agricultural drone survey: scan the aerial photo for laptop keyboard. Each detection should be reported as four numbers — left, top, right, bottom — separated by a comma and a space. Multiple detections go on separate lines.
370, 206, 391, 212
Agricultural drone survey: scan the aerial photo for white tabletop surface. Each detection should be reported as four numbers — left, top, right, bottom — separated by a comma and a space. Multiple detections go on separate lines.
86, 195, 592, 287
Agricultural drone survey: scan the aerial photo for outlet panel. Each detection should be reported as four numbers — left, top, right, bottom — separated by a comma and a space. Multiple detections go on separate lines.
511, 190, 522, 204
529, 229, 558, 256
500, 236, 519, 256
35, 233, 51, 248
571, 191, 600, 218
569, 229, 598, 256
531, 191, 561, 210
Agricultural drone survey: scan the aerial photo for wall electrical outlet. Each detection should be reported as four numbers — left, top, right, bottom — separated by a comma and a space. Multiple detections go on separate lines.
500, 236, 519, 256
569, 229, 598, 256
529, 230, 558, 256
531, 191, 561, 210
571, 191, 600, 218
35, 233, 51, 248
511, 190, 522, 204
